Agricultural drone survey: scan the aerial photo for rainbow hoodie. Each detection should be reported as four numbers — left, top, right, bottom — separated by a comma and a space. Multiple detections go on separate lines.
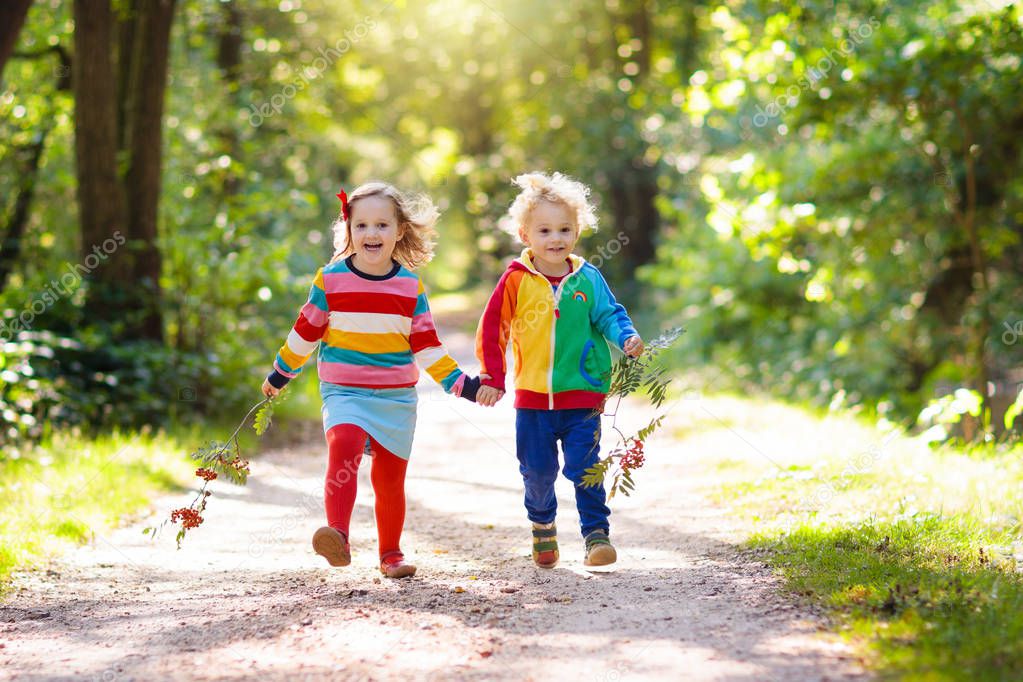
476, 249, 637, 410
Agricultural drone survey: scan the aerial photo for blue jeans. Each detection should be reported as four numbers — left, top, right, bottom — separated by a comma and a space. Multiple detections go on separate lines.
515, 408, 611, 538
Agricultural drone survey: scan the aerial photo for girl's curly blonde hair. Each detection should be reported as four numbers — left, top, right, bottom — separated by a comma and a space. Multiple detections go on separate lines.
331, 182, 439, 270
502, 171, 598, 242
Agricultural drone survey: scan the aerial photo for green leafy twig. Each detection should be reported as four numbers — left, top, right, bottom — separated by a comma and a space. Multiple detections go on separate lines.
143, 396, 280, 548
582, 327, 684, 498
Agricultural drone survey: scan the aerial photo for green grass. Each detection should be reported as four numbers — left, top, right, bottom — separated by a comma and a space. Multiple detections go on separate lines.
749, 517, 1023, 680
0, 420, 264, 591
680, 394, 1023, 681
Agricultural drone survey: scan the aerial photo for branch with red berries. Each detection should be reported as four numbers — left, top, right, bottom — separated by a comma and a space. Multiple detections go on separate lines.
582, 327, 684, 499
143, 397, 278, 548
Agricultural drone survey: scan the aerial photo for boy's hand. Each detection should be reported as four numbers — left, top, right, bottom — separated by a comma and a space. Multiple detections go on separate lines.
623, 335, 645, 358
477, 386, 504, 406
261, 378, 281, 398
476, 373, 505, 407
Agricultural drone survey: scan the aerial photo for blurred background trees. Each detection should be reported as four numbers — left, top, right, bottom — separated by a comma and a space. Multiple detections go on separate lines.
1, 0, 1020, 452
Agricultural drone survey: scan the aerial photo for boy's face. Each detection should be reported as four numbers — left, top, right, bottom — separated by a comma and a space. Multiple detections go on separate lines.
519, 199, 579, 274
349, 195, 403, 273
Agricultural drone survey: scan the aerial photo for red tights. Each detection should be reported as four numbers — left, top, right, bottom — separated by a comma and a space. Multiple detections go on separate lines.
324, 423, 408, 561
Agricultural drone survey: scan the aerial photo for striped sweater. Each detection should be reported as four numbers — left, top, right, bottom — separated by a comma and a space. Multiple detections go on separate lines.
266, 256, 467, 394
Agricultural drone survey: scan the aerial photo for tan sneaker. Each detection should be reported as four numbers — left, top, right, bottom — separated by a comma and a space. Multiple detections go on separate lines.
532, 522, 559, 568
583, 530, 617, 566
312, 526, 351, 567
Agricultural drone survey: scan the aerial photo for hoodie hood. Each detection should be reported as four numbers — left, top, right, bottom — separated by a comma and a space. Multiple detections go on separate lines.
512, 248, 587, 278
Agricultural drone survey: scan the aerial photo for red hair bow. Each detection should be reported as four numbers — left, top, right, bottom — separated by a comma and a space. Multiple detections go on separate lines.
335, 188, 350, 221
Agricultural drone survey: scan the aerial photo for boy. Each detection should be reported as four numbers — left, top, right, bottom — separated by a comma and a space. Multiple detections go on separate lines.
475, 172, 644, 568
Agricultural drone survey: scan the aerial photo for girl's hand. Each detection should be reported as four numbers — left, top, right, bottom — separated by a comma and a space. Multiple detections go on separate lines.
623, 335, 645, 358
477, 373, 504, 407
261, 378, 281, 398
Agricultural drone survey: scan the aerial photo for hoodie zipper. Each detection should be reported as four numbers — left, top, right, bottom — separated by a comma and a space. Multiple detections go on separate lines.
546, 265, 580, 410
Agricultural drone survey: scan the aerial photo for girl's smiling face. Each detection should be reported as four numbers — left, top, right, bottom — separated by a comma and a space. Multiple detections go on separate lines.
519, 199, 578, 276
349, 195, 403, 275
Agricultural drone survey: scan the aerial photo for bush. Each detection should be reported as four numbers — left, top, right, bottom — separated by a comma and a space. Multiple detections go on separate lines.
0, 330, 207, 455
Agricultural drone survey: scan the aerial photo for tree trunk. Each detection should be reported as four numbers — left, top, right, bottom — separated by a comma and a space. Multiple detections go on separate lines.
0, 44, 70, 293
607, 162, 659, 273
217, 0, 243, 84
116, 5, 136, 153
0, 0, 33, 86
121, 0, 177, 342
216, 0, 242, 196
73, 0, 176, 341
72, 0, 131, 323
605, 0, 660, 284
0, 136, 46, 291
957, 110, 992, 429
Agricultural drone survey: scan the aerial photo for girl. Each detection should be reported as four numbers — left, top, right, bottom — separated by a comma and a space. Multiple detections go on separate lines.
262, 182, 481, 579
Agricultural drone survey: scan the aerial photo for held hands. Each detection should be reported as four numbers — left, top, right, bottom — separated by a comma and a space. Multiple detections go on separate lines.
623, 335, 645, 358
476, 373, 505, 407
472, 336, 643, 407
261, 378, 282, 398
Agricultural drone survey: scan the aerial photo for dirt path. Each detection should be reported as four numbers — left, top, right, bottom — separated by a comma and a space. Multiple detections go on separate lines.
0, 330, 866, 681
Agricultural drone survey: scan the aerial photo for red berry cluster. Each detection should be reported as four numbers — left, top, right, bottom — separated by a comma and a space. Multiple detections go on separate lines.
226, 457, 250, 477
618, 438, 646, 470
195, 467, 218, 481
170, 507, 204, 529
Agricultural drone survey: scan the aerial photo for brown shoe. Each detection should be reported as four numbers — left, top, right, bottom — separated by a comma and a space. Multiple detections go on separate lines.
312, 526, 351, 567
380, 552, 417, 579
583, 530, 617, 566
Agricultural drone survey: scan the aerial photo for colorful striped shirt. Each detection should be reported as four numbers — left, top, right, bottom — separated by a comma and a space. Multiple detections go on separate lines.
267, 256, 467, 394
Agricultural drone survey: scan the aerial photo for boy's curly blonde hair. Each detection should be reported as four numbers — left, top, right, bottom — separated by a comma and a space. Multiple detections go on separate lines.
331, 182, 440, 270
502, 171, 598, 242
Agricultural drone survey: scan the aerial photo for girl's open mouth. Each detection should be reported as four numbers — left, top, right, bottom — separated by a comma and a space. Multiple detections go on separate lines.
364, 244, 383, 253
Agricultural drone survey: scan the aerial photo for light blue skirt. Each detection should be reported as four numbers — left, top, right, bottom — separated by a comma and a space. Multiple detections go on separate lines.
320, 382, 418, 460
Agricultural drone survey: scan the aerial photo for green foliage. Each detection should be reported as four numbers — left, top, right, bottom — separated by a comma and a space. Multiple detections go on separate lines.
636, 415, 665, 442
606, 327, 685, 406
641, 1, 1023, 438
252, 398, 276, 436
0, 330, 206, 453
190, 440, 246, 484
186, 397, 275, 485
583, 327, 684, 496
1006, 388, 1023, 432
916, 388, 1003, 445
3, 1, 328, 453
3, 0, 1021, 457
582, 458, 610, 490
